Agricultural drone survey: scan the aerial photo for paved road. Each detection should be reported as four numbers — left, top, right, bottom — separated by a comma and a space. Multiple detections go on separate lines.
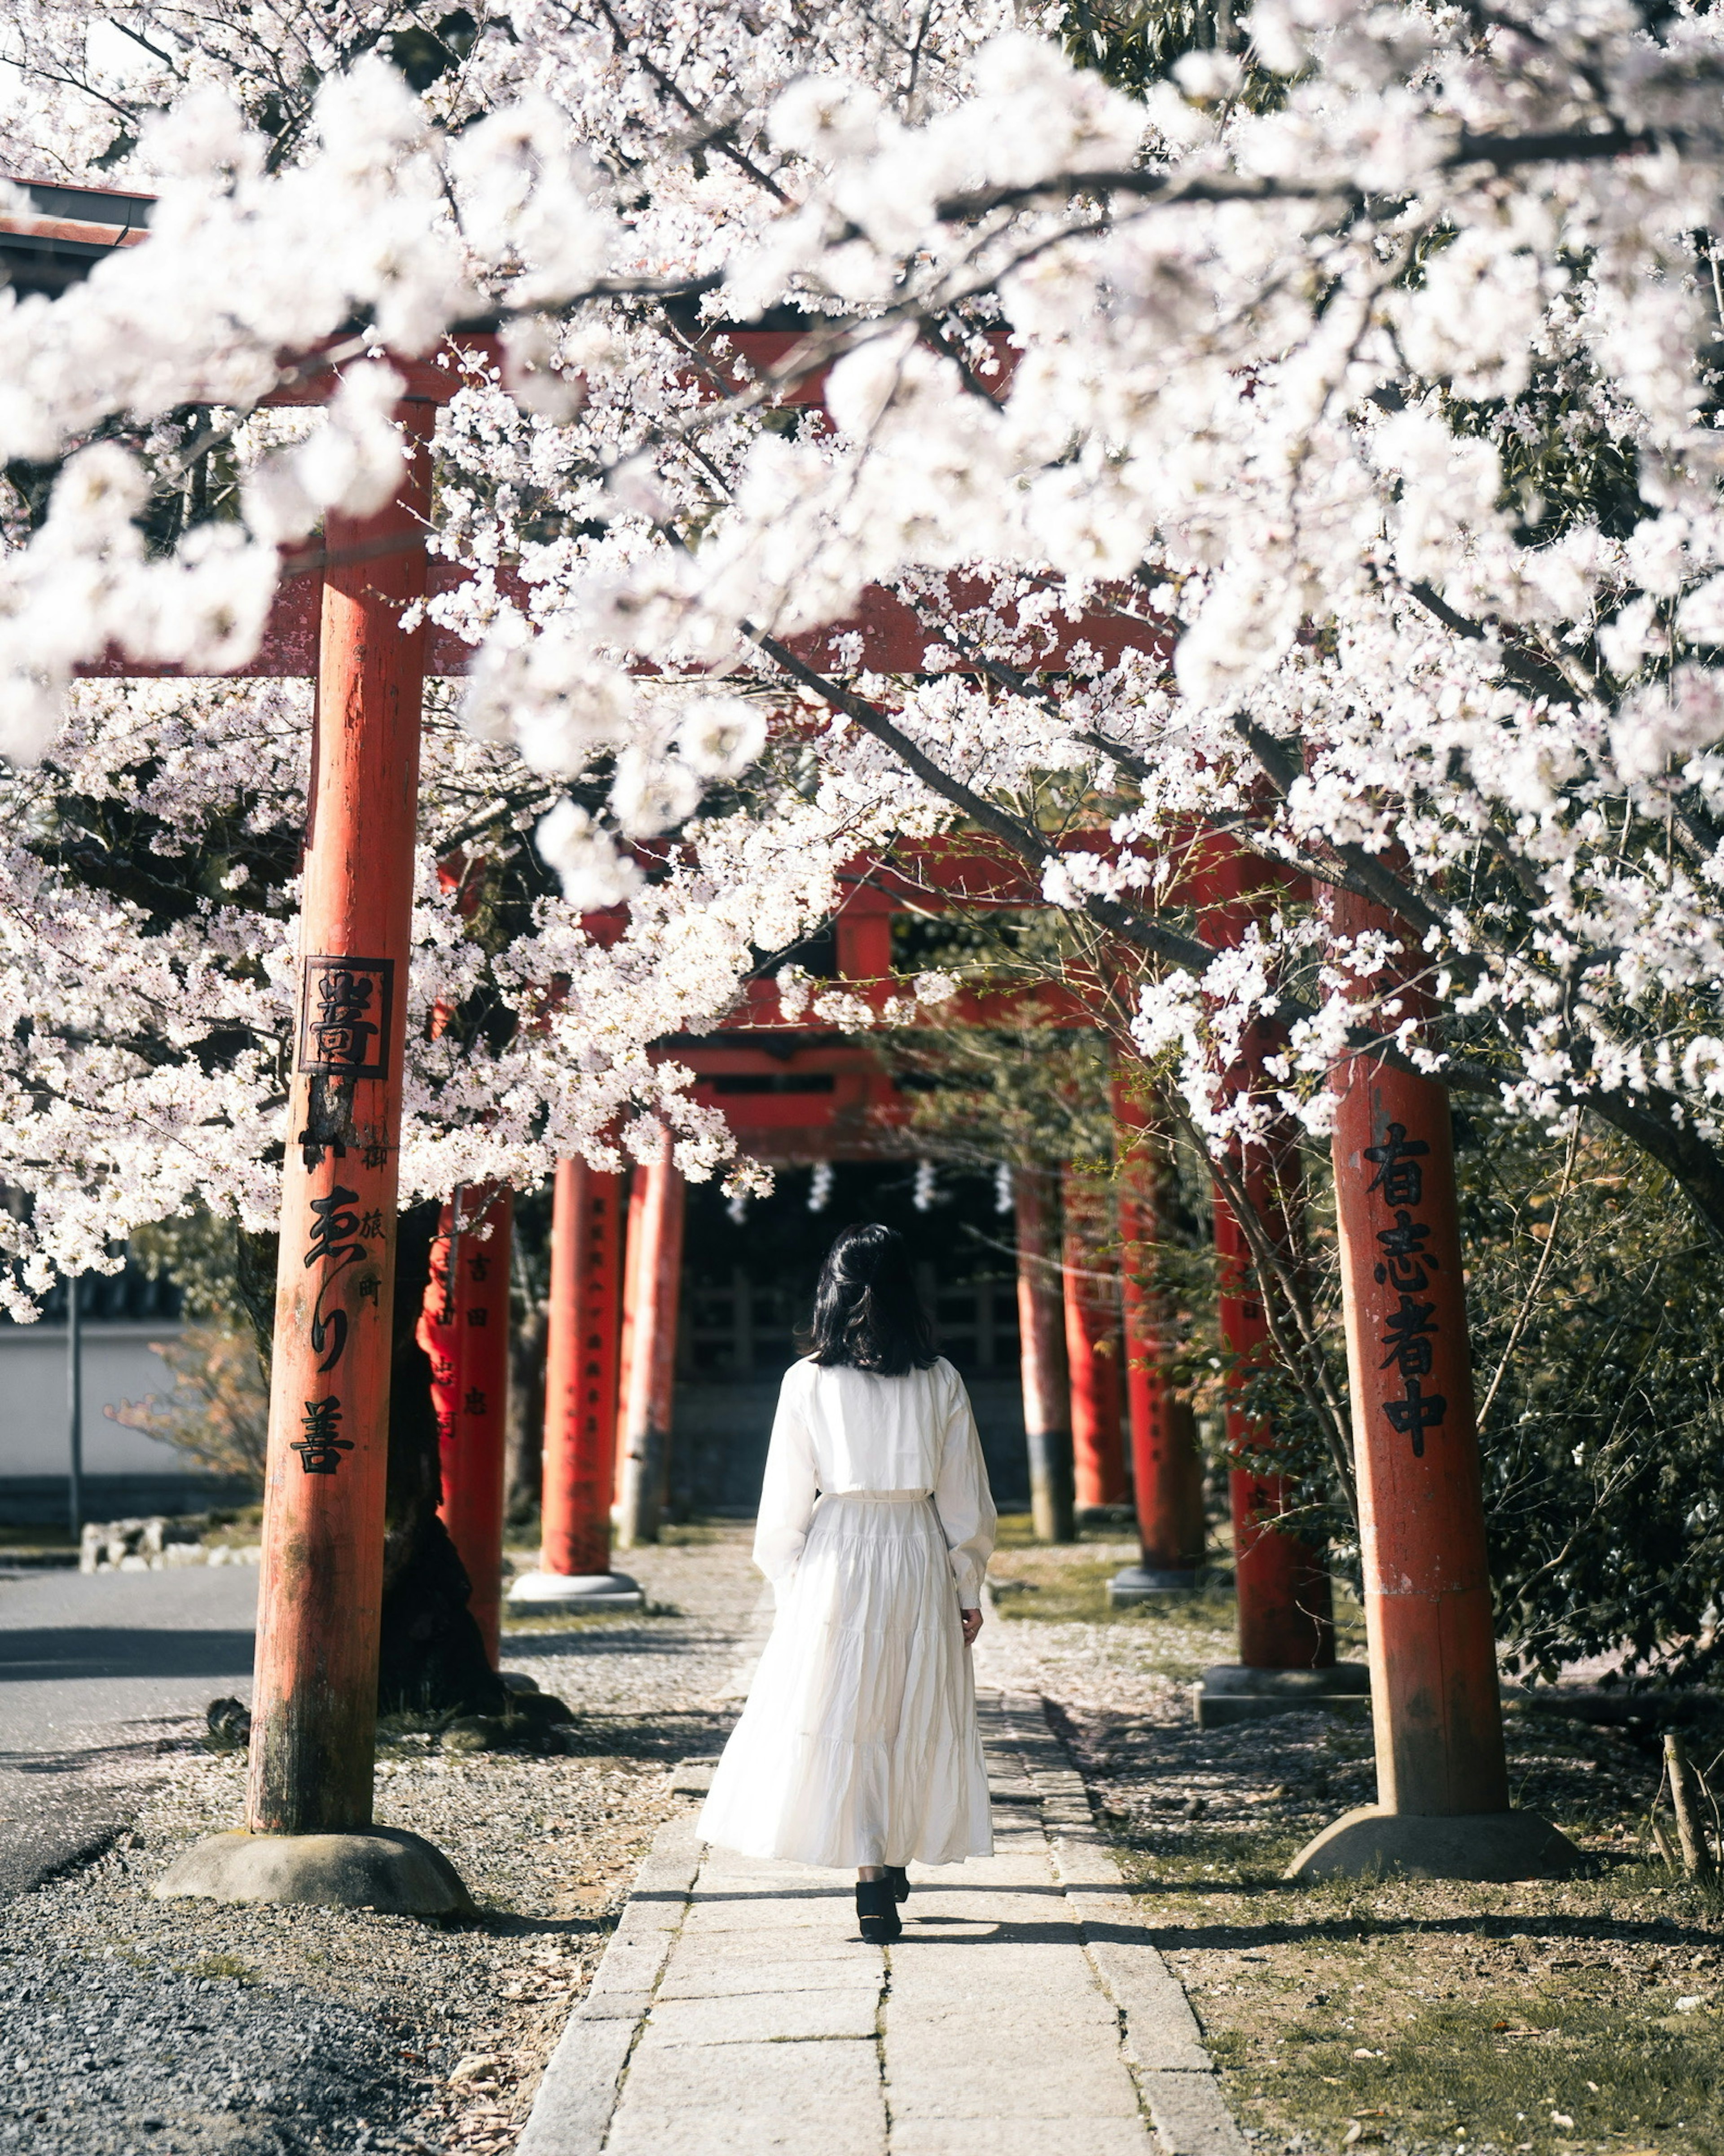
0, 1563, 256, 1898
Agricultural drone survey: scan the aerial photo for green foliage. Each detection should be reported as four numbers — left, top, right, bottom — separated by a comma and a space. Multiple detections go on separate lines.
1459, 1109, 1724, 1685
881, 1021, 1119, 1172
1058, 0, 1287, 104
882, 907, 1130, 1168
1446, 366, 1645, 546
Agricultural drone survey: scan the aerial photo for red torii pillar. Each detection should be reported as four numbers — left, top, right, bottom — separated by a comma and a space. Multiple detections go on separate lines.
1014, 1166, 1076, 1543
616, 1132, 686, 1550
158, 384, 469, 1909
510, 1158, 642, 1612
1194, 838, 1365, 1727
1290, 885, 1579, 1878
1109, 1075, 1206, 1601
418, 1185, 514, 1666
1061, 1167, 1128, 1517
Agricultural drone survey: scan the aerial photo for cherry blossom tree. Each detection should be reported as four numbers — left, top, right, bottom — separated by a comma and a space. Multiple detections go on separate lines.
6, 0, 1724, 1284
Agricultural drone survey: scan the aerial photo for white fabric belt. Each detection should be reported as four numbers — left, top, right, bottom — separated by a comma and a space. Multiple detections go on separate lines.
823, 1489, 932, 1503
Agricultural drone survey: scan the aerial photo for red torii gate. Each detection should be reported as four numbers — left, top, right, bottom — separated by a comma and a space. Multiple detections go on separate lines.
34, 176, 1558, 1892
527, 836, 1327, 1688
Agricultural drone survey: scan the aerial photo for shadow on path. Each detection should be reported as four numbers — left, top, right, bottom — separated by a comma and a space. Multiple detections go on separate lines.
0, 1626, 255, 1685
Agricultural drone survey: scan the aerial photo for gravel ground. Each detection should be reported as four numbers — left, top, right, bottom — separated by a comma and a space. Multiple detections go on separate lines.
976, 1537, 1240, 1718
0, 1529, 762, 2156
22, 1517, 1698, 2156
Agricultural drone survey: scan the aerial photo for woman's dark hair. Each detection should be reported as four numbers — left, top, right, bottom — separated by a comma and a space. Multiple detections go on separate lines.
806, 1224, 937, 1375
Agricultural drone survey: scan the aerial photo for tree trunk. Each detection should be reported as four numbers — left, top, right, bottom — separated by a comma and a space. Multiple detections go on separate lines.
506, 1293, 547, 1529
238, 1206, 506, 1717
376, 1199, 508, 1717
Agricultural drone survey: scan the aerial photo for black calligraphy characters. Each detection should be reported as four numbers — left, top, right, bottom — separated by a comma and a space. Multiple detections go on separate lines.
304, 1185, 371, 1378
293, 1396, 352, 1474
1363, 1121, 1447, 1458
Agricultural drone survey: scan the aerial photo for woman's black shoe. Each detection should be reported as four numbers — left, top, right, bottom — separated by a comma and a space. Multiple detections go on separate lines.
885, 1865, 910, 1904
856, 1880, 902, 1944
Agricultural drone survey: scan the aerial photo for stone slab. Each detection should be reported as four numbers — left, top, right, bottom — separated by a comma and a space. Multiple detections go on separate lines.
613, 2032, 881, 2113
1109, 1566, 1202, 1606
585, 1940, 678, 1997
603, 2106, 886, 2156
657, 1950, 880, 2000
1143, 2070, 1253, 2156
673, 1898, 858, 1939
884, 2035, 1143, 2123
625, 1816, 703, 1901
507, 1570, 644, 1612
1091, 1939, 1213, 2072
893, 2121, 1154, 2156
573, 1989, 655, 2022
637, 1985, 882, 2047
513, 2013, 636, 2156
1192, 1662, 1371, 1728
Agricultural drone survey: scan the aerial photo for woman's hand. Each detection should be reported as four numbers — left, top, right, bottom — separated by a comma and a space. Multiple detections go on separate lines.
960, 1605, 983, 1648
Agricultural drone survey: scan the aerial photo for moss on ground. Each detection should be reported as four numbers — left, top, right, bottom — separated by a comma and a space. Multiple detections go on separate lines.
1125, 1823, 1724, 2156
997, 1535, 1724, 2156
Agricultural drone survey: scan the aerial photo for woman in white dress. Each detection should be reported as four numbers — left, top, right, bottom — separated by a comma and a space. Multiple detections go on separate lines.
698, 1223, 998, 1944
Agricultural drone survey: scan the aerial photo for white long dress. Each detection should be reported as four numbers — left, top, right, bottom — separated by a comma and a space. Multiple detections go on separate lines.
698, 1354, 998, 1870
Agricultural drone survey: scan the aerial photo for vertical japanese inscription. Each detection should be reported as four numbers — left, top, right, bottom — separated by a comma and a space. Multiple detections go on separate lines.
1363, 1120, 1447, 1458
290, 956, 395, 1473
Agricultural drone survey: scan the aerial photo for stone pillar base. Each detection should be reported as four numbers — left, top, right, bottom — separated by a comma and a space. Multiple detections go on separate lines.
1192, 1662, 1370, 1727
508, 1570, 643, 1613
1109, 1565, 1202, 1605
152, 1827, 472, 1914
1287, 1805, 1590, 1883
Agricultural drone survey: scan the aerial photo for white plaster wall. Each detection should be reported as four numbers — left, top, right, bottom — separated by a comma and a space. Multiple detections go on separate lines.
0, 1323, 189, 1475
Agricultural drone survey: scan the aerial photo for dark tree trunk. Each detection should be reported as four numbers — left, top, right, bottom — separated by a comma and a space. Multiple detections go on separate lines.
376, 1199, 508, 1717
506, 1292, 547, 1529
236, 1224, 280, 1383
236, 1207, 505, 1718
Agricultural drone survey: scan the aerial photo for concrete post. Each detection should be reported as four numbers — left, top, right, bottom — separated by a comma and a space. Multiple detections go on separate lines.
66, 1271, 83, 1541
420, 1184, 514, 1665
509, 1158, 641, 1611
1061, 1167, 1127, 1516
1110, 1084, 1205, 1603
615, 1134, 685, 1550
1289, 885, 1582, 1880
155, 388, 473, 1913
1014, 1166, 1075, 1543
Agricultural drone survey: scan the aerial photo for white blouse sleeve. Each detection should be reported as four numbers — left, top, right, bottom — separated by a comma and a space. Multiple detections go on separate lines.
933, 1366, 997, 1609
752, 1364, 820, 1585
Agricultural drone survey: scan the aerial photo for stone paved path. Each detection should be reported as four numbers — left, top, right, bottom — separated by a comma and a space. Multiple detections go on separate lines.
516, 1693, 1246, 2156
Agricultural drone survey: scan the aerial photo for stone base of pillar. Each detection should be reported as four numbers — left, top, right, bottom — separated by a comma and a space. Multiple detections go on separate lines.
1109, 1565, 1203, 1604
151, 1827, 472, 1914
1286, 1805, 1590, 1883
507, 1570, 644, 1612
1192, 1662, 1370, 1727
